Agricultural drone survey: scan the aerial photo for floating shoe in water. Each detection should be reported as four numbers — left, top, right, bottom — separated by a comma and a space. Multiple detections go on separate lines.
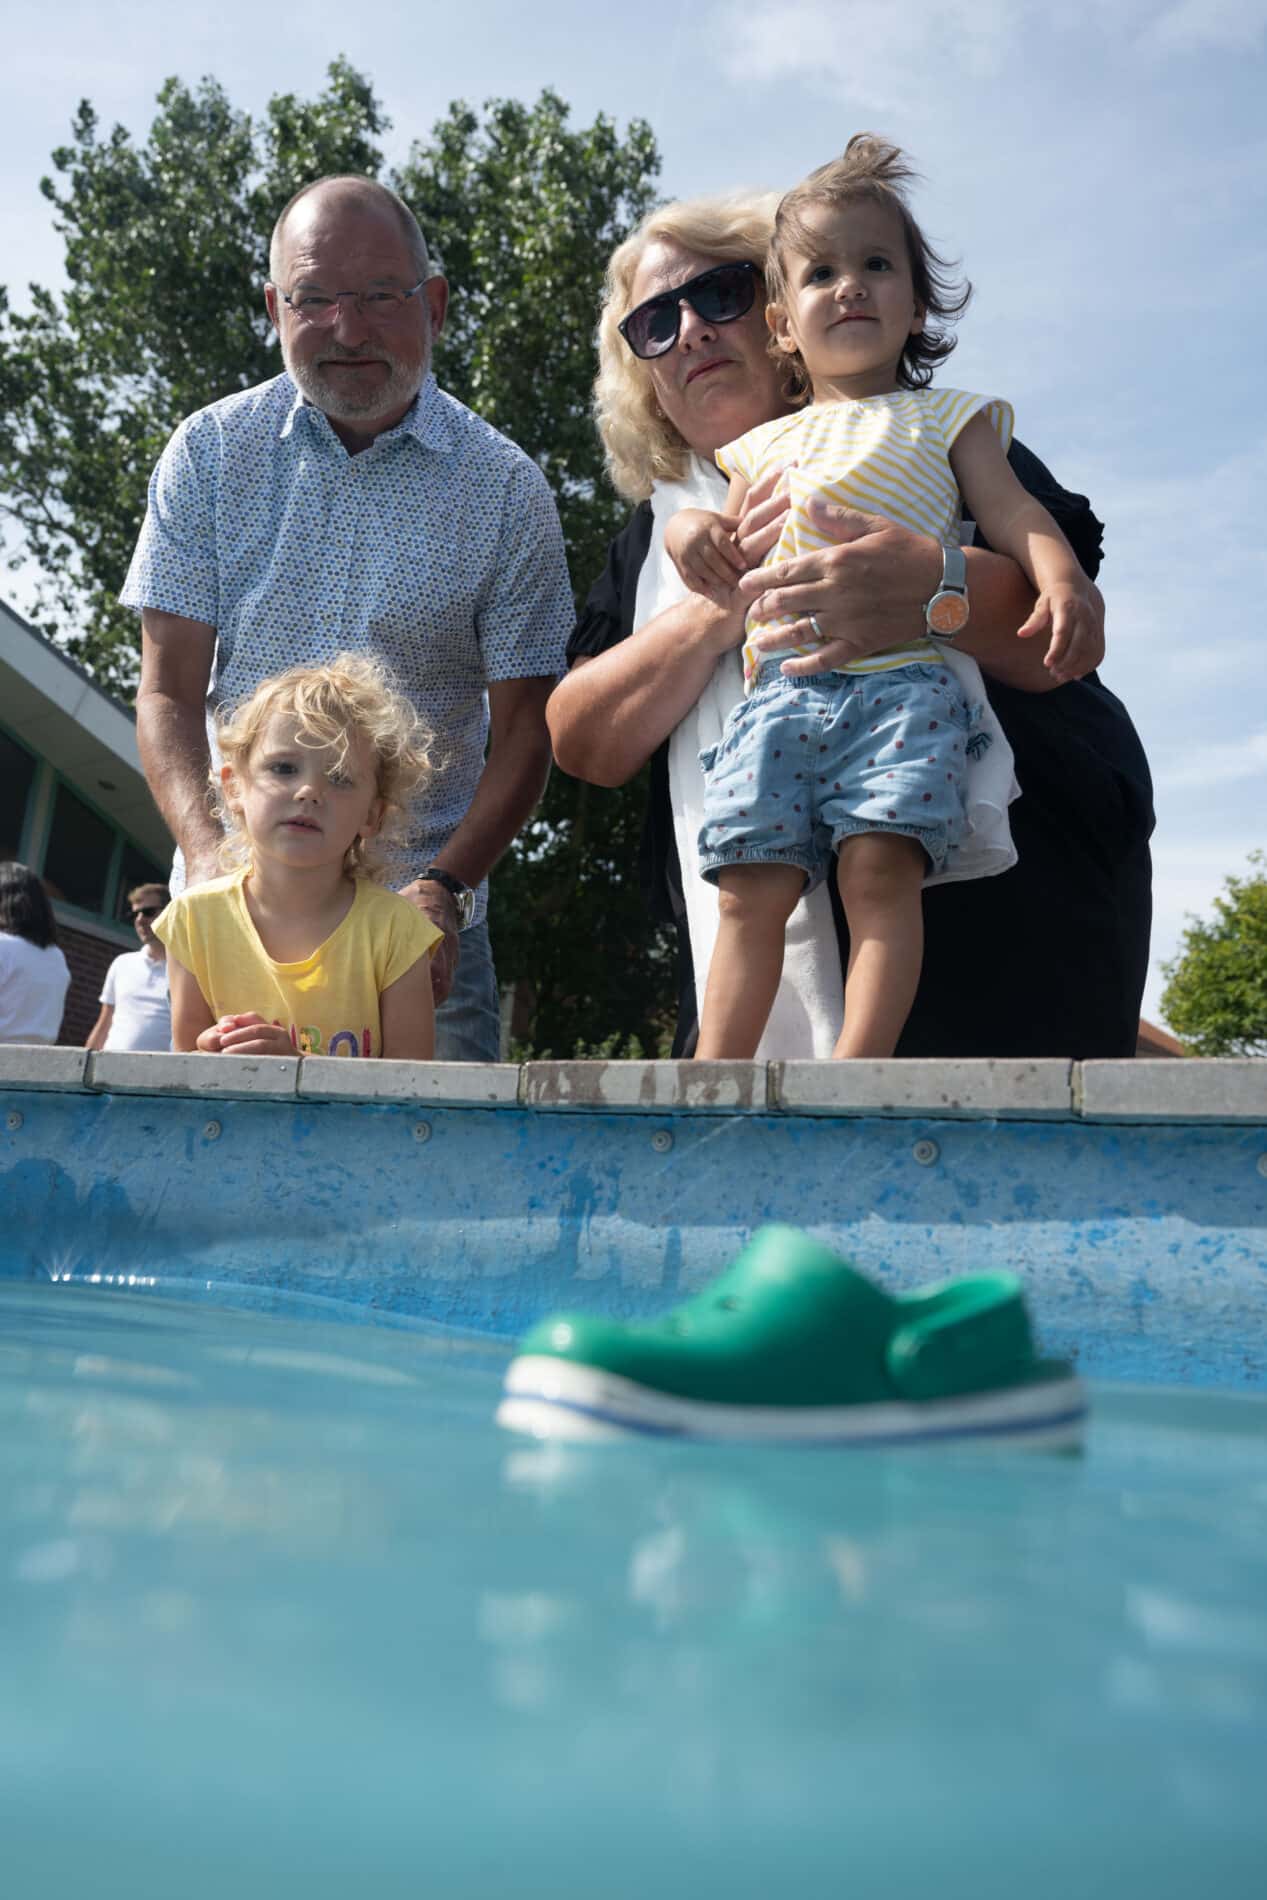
497, 1225, 1085, 1449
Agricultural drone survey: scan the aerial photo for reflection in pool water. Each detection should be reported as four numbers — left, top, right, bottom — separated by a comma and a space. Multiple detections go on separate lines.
2, 1282, 1265, 1899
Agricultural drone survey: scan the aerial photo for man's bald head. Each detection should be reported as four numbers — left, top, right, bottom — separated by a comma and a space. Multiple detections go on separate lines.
269, 176, 432, 286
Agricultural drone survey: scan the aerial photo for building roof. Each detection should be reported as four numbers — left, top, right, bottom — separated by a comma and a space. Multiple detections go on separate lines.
1137, 1017, 1188, 1058
0, 597, 171, 862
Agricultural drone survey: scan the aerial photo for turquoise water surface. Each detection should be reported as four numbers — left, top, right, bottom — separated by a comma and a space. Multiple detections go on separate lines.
2, 1281, 1265, 1899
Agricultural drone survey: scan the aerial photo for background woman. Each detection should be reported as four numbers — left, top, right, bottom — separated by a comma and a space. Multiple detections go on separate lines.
547, 192, 1153, 1059
0, 862, 71, 1046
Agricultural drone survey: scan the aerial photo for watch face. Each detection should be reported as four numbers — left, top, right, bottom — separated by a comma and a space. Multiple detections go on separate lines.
926, 589, 970, 637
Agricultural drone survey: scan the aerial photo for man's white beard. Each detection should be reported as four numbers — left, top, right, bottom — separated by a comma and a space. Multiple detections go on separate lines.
284, 344, 425, 424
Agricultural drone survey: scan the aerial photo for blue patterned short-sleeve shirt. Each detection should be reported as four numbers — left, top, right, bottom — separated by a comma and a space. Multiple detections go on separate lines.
121, 371, 574, 915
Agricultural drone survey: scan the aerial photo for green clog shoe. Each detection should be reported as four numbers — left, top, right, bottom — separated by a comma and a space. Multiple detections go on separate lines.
497, 1225, 1085, 1448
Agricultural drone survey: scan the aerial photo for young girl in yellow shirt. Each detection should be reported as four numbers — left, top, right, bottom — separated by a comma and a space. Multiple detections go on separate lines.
156, 655, 442, 1060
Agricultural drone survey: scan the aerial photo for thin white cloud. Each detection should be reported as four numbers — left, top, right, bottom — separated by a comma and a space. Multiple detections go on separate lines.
1145, 0, 1267, 53
1075, 437, 1267, 677
714, 0, 1266, 107
1154, 729, 1267, 791
715, 1, 1018, 110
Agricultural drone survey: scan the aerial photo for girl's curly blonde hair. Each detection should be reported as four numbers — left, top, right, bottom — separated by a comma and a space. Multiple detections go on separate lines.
213, 653, 435, 882
594, 191, 780, 502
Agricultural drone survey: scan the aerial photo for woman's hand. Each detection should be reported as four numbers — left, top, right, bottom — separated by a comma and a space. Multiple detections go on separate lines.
197, 1013, 294, 1056
738, 500, 943, 674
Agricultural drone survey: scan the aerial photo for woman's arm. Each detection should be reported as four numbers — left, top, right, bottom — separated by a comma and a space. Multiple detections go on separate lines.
740, 505, 1076, 693
548, 592, 746, 786
549, 473, 787, 787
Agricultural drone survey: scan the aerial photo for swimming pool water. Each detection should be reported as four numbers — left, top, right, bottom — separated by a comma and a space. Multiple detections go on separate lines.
2, 1282, 1265, 1899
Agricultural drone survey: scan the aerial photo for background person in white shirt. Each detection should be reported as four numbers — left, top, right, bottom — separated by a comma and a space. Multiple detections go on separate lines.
0, 862, 71, 1046
85, 883, 172, 1053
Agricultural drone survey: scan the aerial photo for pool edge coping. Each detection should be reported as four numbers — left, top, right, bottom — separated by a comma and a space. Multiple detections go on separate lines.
2, 1047, 1266, 1124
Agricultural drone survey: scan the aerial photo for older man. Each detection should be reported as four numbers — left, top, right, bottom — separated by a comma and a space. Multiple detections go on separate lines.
122, 175, 573, 1060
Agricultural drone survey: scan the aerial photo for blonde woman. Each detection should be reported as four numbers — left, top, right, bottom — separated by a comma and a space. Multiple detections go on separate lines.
547, 191, 1152, 1059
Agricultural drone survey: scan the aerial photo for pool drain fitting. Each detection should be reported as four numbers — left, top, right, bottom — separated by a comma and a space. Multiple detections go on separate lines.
912, 1138, 940, 1167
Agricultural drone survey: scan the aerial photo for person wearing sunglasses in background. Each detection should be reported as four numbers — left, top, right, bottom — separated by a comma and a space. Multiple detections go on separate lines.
85, 884, 173, 1054
121, 176, 573, 1062
547, 191, 1153, 1059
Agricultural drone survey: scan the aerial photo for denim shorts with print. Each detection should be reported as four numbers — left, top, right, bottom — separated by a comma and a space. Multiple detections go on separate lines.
698, 662, 972, 891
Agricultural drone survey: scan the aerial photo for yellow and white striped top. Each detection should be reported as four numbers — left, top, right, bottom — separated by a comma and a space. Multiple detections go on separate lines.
717, 388, 1014, 689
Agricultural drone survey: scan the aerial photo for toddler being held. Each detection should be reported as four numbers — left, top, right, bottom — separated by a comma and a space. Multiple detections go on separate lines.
668, 136, 1103, 1062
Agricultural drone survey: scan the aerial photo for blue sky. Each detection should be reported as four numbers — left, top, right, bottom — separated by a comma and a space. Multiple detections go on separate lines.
3, 0, 1265, 1026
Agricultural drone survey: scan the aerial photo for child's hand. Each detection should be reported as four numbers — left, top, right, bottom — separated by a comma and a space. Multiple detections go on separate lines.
664, 508, 747, 607
198, 1012, 294, 1057
1017, 581, 1105, 685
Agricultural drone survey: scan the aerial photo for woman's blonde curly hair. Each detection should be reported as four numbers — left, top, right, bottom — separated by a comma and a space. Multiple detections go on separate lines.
213, 653, 435, 882
594, 191, 779, 503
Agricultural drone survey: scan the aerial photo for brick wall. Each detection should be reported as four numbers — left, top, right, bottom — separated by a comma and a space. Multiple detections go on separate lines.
56, 924, 122, 1046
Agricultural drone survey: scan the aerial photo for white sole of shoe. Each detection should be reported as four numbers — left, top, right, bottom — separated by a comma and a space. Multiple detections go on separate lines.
496, 1355, 1088, 1450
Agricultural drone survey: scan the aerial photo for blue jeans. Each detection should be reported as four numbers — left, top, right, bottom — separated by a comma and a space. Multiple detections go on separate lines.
434, 917, 502, 1062
698, 663, 971, 889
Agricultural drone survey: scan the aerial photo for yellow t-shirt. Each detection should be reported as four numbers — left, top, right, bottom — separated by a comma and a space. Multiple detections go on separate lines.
717, 388, 1015, 688
154, 869, 442, 1057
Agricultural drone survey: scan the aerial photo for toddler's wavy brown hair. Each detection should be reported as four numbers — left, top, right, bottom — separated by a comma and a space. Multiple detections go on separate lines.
767, 134, 971, 400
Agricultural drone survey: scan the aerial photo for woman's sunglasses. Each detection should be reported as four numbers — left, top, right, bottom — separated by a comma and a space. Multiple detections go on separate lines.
618, 261, 762, 361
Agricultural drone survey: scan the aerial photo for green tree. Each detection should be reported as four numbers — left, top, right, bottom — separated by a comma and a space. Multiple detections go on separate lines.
396, 93, 670, 1055
0, 67, 671, 1053
0, 58, 387, 692
1161, 853, 1267, 1055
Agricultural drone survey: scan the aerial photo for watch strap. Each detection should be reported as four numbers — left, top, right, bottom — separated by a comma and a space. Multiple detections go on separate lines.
924, 542, 969, 639
417, 867, 475, 930
940, 543, 967, 594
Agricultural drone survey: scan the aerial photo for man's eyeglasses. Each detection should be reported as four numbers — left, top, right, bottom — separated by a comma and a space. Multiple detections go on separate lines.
276, 282, 429, 327
618, 261, 762, 361
131, 905, 161, 920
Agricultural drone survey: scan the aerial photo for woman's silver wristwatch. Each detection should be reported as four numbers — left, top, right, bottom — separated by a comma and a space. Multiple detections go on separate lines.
924, 544, 970, 639
417, 867, 475, 931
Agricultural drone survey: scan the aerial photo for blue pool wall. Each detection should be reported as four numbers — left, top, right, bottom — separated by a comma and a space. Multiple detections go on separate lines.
1, 1047, 1264, 1392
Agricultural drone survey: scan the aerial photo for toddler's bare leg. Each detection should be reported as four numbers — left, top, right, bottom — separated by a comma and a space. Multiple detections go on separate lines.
697, 863, 805, 1059
834, 833, 927, 1059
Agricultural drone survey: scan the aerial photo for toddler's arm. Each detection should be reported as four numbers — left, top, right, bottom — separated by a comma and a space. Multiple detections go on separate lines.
379, 956, 436, 1061
950, 415, 1103, 683
663, 476, 752, 608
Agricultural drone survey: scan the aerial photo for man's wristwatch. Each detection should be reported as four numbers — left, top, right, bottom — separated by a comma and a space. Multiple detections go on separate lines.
416, 867, 475, 932
924, 543, 970, 639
